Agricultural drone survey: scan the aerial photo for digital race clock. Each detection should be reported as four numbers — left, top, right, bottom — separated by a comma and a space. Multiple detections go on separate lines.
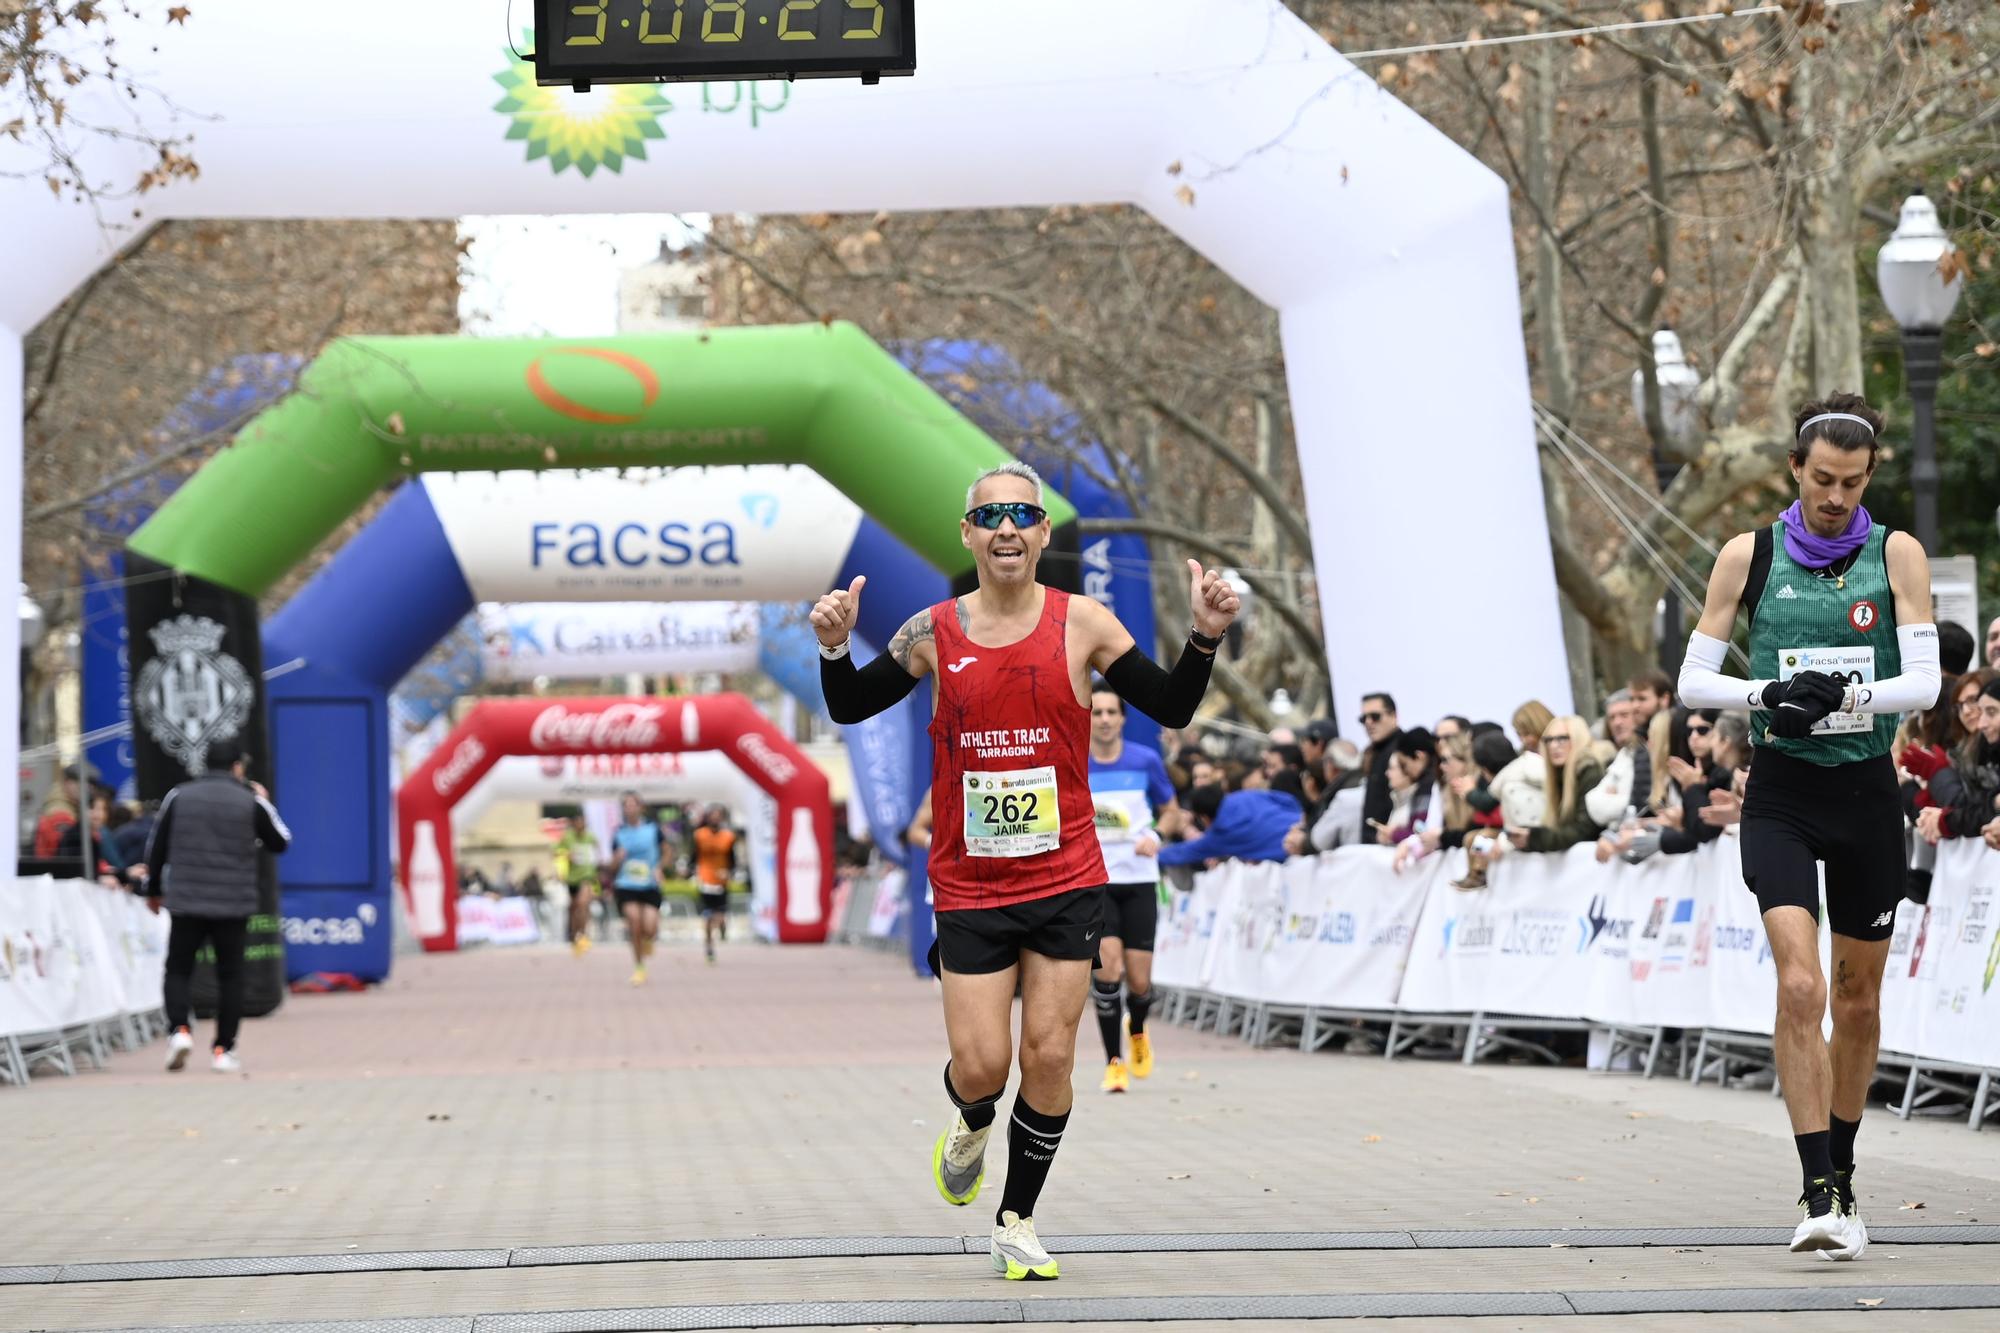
534, 0, 915, 89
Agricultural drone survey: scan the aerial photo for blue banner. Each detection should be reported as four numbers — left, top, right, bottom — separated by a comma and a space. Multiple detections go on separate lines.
80, 559, 135, 799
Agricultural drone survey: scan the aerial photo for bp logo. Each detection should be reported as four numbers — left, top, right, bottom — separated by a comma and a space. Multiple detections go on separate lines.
135, 615, 253, 776
492, 42, 671, 177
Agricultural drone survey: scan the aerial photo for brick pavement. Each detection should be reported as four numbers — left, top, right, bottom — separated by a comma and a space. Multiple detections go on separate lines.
4, 937, 1998, 1330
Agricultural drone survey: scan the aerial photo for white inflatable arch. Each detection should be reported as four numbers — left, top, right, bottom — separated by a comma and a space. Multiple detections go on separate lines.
2, 0, 1570, 837
454, 751, 781, 938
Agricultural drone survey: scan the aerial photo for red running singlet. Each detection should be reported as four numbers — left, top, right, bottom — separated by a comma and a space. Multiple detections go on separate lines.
926, 588, 1106, 912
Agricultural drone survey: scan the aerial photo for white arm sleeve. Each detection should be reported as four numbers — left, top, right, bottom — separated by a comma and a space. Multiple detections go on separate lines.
1846, 623, 1941, 715
1677, 630, 1774, 711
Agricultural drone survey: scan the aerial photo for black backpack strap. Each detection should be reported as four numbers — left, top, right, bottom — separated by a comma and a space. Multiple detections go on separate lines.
1742, 525, 1775, 631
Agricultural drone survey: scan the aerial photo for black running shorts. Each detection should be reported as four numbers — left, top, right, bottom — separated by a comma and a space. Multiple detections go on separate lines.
698, 889, 728, 917
1099, 882, 1159, 952
1739, 745, 1904, 941
929, 885, 1105, 976
612, 887, 664, 911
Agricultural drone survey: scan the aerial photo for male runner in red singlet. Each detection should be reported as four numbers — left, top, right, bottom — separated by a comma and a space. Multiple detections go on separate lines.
813, 461, 1237, 1281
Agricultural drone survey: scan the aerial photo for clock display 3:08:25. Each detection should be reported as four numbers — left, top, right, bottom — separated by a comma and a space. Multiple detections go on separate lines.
563, 0, 888, 47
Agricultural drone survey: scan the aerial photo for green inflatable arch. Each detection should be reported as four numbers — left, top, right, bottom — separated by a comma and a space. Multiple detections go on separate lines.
129, 321, 1075, 592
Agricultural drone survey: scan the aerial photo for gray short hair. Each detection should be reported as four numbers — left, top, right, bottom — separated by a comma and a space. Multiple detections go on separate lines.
966, 461, 1045, 511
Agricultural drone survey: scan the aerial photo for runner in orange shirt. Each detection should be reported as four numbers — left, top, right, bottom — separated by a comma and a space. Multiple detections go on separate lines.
692, 806, 738, 965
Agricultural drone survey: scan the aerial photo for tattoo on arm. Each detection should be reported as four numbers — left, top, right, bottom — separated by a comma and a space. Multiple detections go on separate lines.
888, 609, 934, 672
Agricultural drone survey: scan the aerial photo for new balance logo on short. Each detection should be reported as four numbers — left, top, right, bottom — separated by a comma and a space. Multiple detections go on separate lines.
1775, 585, 1800, 599
1872, 911, 1894, 928
947, 656, 979, 674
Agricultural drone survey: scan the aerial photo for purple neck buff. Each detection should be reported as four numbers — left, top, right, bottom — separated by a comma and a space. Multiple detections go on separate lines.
1779, 500, 1871, 568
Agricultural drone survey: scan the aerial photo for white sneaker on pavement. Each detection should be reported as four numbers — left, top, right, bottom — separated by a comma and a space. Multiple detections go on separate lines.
165, 1029, 193, 1072
211, 1047, 242, 1074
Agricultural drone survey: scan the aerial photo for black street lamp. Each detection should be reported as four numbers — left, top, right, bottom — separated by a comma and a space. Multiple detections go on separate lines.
1876, 191, 1964, 556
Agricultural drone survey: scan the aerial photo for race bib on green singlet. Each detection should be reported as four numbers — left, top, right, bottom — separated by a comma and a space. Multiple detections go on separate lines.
1779, 645, 1874, 736
963, 767, 1062, 857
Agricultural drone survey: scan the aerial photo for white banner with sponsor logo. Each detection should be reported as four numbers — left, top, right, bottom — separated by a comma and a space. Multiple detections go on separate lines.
478, 602, 759, 682
0, 877, 168, 1040
1881, 838, 2000, 1068
1157, 837, 2000, 1073
426, 469, 862, 604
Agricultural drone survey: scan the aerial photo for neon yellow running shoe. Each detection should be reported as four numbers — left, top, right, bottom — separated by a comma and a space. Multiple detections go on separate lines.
1129, 1031, 1154, 1079
629, 966, 646, 987
932, 1113, 991, 1206
991, 1210, 1059, 1280
1100, 1058, 1129, 1094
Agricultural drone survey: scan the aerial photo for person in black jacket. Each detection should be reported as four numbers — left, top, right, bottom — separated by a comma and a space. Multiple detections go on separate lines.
1355, 693, 1403, 845
145, 740, 291, 1074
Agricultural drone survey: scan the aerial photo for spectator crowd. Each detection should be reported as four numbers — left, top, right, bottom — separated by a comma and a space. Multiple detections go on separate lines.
1149, 613, 2000, 894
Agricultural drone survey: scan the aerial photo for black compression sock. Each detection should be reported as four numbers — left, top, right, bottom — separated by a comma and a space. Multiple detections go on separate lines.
944, 1062, 998, 1131
1092, 978, 1123, 1063
1127, 986, 1153, 1036
1829, 1114, 1860, 1174
1795, 1130, 1835, 1189
998, 1095, 1069, 1224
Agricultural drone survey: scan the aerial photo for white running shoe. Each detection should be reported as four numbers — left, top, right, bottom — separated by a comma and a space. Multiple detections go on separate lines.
165, 1029, 193, 1072
211, 1047, 242, 1074
1819, 1170, 1867, 1262
932, 1113, 993, 1206
990, 1210, 1059, 1281
1789, 1178, 1850, 1254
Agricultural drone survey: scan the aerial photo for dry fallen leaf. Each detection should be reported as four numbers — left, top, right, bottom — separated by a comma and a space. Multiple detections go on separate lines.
1174, 185, 1196, 208
1363, 1135, 1383, 1144
1166, 1173, 1191, 1181
1166, 160, 1183, 177
1526, 1196, 1542, 1204
1550, 1243, 1571, 1249
1627, 1110, 1651, 1119
1899, 1200, 1927, 1210
1857, 1298, 1884, 1308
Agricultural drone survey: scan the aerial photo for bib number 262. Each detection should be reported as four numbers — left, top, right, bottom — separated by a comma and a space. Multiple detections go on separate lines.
982, 791, 1038, 825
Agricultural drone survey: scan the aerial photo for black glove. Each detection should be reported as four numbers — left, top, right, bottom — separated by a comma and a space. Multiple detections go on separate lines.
1762, 670, 1842, 739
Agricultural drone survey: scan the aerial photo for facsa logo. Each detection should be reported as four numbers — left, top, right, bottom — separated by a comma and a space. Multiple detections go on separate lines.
530, 521, 743, 570
284, 902, 378, 947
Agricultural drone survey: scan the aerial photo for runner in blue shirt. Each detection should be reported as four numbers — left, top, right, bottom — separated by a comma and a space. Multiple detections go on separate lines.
609, 791, 665, 987
1086, 685, 1181, 1093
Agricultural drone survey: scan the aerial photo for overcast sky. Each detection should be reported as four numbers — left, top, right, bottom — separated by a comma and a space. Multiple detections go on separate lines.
458, 214, 709, 337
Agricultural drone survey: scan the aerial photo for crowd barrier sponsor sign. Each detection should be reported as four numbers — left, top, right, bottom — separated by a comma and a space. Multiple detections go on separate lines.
1156, 835, 2000, 1071
453, 896, 542, 948
1, 878, 169, 1039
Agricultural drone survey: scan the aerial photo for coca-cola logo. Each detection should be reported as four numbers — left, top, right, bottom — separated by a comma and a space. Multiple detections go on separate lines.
530, 702, 665, 752
737, 733, 798, 785
433, 737, 488, 796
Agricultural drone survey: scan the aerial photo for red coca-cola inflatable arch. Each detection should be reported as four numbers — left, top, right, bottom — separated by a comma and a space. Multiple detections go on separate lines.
397, 694, 834, 949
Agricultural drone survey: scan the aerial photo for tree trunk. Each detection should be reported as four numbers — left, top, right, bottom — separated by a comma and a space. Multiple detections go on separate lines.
1795, 44, 1865, 395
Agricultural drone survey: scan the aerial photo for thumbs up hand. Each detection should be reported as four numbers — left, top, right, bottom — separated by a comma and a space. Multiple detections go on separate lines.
809, 576, 865, 648
1188, 560, 1240, 639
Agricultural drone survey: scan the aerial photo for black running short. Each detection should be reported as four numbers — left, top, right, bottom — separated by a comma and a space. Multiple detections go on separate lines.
612, 887, 663, 911
1099, 882, 1159, 952
929, 885, 1105, 976
1740, 746, 1904, 941
698, 889, 728, 917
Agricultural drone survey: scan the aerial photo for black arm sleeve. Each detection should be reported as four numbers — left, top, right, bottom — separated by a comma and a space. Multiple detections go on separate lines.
1102, 642, 1215, 729
822, 649, 922, 725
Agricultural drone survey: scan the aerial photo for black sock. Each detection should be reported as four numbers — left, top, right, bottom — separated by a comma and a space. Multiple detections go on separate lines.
1795, 1130, 1835, 1188
1092, 978, 1123, 1063
945, 1063, 998, 1132
1829, 1114, 1861, 1174
998, 1095, 1069, 1224
1127, 986, 1153, 1036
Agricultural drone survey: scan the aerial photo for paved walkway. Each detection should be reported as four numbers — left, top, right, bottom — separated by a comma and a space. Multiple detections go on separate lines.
6, 936, 2000, 1331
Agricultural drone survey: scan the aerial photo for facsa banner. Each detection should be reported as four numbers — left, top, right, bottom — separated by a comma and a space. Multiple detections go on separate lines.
1881, 838, 2000, 1069
425, 468, 862, 604
477, 601, 759, 681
